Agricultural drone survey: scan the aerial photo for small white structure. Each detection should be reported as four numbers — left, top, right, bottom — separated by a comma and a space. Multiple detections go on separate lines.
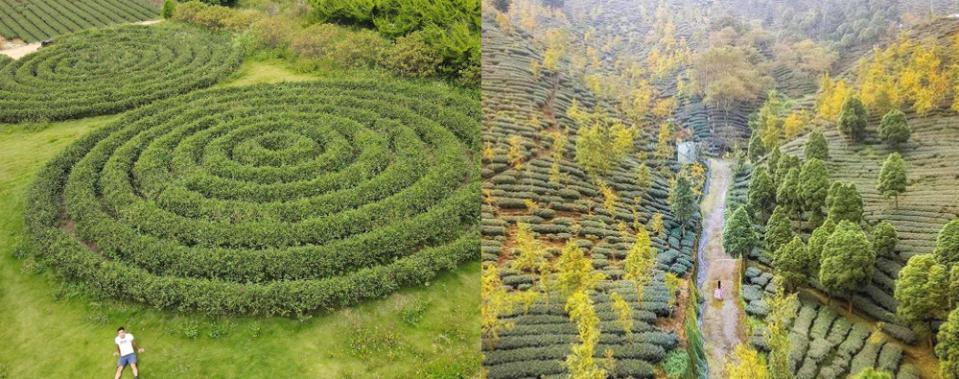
677, 140, 697, 165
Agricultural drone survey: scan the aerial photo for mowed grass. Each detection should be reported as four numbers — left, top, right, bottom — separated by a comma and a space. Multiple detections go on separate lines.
0, 61, 480, 378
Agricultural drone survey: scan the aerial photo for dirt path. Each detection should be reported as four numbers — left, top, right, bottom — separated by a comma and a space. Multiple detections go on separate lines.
696, 158, 746, 378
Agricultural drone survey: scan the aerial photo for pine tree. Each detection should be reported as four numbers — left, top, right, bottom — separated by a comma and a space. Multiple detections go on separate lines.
838, 96, 868, 141
877, 152, 907, 208
776, 167, 802, 217
768, 147, 782, 179
935, 219, 959, 267
879, 109, 911, 147
804, 130, 829, 161
895, 254, 949, 345
774, 154, 800, 187
724, 206, 758, 259
826, 182, 863, 224
872, 220, 898, 260
748, 132, 766, 162
807, 218, 836, 277
799, 158, 830, 228
765, 206, 794, 253
950, 266, 959, 310
162, 0, 175, 19
670, 174, 697, 235
820, 220, 875, 312
773, 236, 811, 291
936, 307, 959, 379
747, 166, 775, 221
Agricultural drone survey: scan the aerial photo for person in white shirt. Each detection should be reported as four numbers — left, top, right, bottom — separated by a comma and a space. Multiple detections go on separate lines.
113, 327, 144, 379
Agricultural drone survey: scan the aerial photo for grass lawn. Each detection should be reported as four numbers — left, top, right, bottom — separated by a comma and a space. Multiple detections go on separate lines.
0, 59, 480, 379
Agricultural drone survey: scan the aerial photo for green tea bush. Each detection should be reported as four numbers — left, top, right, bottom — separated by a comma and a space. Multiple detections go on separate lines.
24, 80, 479, 316
0, 24, 240, 123
0, 0, 159, 43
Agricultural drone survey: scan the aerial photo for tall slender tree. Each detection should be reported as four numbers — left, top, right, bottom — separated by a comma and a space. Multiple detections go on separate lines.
804, 130, 829, 161
820, 220, 875, 312
877, 152, 907, 208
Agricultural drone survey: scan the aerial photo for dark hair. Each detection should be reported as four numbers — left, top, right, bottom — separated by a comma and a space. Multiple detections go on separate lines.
717, 280, 721, 289
117, 327, 125, 332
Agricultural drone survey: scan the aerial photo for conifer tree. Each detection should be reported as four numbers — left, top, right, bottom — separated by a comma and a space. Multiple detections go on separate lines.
776, 167, 801, 217
936, 307, 959, 379
820, 220, 875, 312
162, 0, 175, 19
896, 254, 949, 345
879, 109, 911, 147
748, 132, 766, 162
872, 220, 898, 260
765, 205, 794, 253
799, 158, 830, 228
773, 236, 811, 291
747, 166, 775, 221
935, 219, 959, 267
838, 96, 868, 141
877, 152, 907, 208
804, 130, 829, 161
826, 182, 863, 224
670, 174, 697, 235
807, 218, 836, 277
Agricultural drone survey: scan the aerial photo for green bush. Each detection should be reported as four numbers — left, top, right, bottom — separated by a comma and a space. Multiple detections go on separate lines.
290, 23, 388, 68
162, 0, 175, 19
173, 1, 261, 32
384, 31, 441, 78
661, 350, 689, 378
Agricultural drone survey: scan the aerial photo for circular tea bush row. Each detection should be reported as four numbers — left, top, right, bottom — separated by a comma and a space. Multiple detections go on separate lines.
26, 80, 480, 316
0, 23, 241, 123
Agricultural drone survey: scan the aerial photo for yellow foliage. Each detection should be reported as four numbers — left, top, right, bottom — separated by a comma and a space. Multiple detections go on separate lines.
782, 109, 809, 140
652, 96, 677, 119
815, 74, 851, 121
549, 130, 568, 184
508, 135, 524, 169
624, 227, 656, 301
610, 122, 634, 157
725, 344, 769, 379
610, 292, 633, 341
482, 141, 495, 162
510, 290, 540, 315
564, 290, 606, 379
598, 181, 619, 217
900, 40, 948, 116
511, 223, 544, 273
481, 263, 514, 348
556, 241, 605, 295
654, 122, 674, 163
651, 213, 665, 237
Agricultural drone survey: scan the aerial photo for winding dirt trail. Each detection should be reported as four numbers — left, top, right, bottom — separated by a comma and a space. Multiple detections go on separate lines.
696, 158, 746, 378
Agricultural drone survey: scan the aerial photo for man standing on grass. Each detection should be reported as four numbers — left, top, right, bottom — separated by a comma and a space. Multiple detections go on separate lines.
113, 327, 144, 379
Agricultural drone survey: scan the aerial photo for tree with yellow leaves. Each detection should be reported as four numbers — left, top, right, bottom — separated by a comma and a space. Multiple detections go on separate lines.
482, 263, 514, 349
556, 241, 606, 295
652, 96, 677, 119
725, 343, 769, 379
542, 28, 569, 71
857, 48, 902, 115
816, 73, 851, 121
782, 109, 809, 140
610, 291, 633, 341
511, 289, 540, 315
512, 223, 545, 273
598, 181, 619, 217
651, 212, 665, 237
610, 122, 634, 158
900, 39, 948, 116
624, 227, 657, 301
576, 122, 611, 176
654, 121, 674, 164
564, 290, 606, 379
482, 141, 496, 162
765, 277, 797, 379
624, 80, 655, 123
635, 162, 653, 204
508, 135, 524, 169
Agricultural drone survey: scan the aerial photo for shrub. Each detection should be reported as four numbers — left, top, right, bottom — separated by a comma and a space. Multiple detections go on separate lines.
291, 23, 388, 68
661, 350, 689, 378
174, 1, 261, 32
384, 31, 441, 78
253, 16, 296, 49
162, 0, 175, 19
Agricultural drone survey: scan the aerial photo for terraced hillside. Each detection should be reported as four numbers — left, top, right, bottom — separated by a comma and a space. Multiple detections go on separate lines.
0, 0, 158, 43
482, 19, 703, 379
777, 109, 959, 328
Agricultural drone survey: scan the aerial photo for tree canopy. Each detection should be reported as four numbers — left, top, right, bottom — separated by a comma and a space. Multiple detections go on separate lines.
804, 130, 829, 161
879, 109, 910, 147
936, 307, 959, 379
724, 206, 758, 258
799, 158, 830, 226
877, 152, 907, 207
773, 236, 812, 291
838, 96, 868, 141
936, 219, 959, 267
826, 182, 863, 224
820, 220, 875, 303
765, 205, 794, 253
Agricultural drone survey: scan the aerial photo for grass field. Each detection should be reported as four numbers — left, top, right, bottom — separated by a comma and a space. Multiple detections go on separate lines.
0, 59, 480, 379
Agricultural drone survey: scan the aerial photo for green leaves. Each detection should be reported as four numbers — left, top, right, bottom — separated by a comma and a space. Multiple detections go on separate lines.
723, 206, 757, 258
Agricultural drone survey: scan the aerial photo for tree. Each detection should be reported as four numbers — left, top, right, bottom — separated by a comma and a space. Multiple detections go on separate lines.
900, 41, 948, 116
691, 46, 771, 124
764, 277, 796, 379
782, 109, 808, 140
776, 167, 801, 217
804, 130, 829, 161
807, 218, 836, 277
725, 343, 769, 379
610, 292, 633, 341
838, 96, 868, 141
774, 154, 800, 187
724, 206, 758, 260
936, 307, 959, 379
950, 266, 959, 310
935, 219, 959, 267
162, 0, 175, 19
508, 135, 525, 169
609, 122, 634, 159
556, 241, 605, 295
877, 152, 907, 207
624, 227, 656, 301
773, 236, 812, 291
512, 223, 546, 273
651, 213, 665, 237
826, 182, 863, 224
748, 132, 765, 162
768, 147, 782, 180
871, 220, 898, 259
747, 166, 775, 221
765, 206, 793, 253
564, 290, 606, 379
849, 368, 894, 379
482, 263, 513, 348
670, 174, 697, 235
896, 254, 949, 345
820, 220, 875, 312
654, 122, 674, 164
635, 163, 652, 202
879, 109, 910, 147
815, 74, 851, 121
799, 158, 830, 227
575, 123, 611, 176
